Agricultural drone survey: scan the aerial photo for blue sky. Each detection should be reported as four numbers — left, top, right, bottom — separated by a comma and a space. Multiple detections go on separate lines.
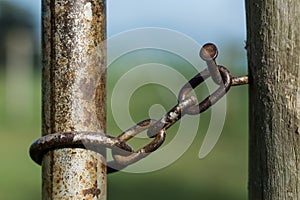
12, 0, 246, 44
108, 0, 246, 42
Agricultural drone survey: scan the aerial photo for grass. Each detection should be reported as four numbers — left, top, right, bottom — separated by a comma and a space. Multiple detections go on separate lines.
0, 50, 248, 199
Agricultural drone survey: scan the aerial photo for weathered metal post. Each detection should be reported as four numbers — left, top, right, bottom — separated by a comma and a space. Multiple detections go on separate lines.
42, 0, 106, 199
246, 0, 300, 199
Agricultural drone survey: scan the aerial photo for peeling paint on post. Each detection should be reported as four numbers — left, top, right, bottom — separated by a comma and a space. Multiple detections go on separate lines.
42, 0, 106, 199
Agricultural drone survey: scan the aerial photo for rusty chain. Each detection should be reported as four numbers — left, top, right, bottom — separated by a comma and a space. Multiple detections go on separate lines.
30, 43, 248, 173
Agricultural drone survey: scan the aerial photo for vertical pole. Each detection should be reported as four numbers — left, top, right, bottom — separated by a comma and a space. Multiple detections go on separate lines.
42, 0, 106, 199
246, 0, 300, 199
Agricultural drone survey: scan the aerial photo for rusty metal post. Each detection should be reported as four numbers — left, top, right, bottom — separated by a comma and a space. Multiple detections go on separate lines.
42, 0, 106, 199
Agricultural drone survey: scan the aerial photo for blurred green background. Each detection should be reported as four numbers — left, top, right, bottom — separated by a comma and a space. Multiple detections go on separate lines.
0, 0, 248, 199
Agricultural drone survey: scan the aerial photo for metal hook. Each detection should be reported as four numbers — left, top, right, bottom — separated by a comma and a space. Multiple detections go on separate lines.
200, 43, 223, 85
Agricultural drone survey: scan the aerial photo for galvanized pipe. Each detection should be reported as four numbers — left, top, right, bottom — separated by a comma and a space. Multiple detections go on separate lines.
41, 0, 106, 199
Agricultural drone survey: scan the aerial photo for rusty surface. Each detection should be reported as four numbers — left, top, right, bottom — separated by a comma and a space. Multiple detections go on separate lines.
231, 75, 249, 86
199, 43, 223, 85
112, 119, 166, 166
178, 66, 232, 115
30, 121, 167, 173
31, 38, 249, 180
41, 0, 106, 199
30, 132, 134, 165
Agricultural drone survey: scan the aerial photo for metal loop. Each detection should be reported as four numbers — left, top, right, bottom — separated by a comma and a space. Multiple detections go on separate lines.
147, 66, 231, 138
29, 121, 167, 173
178, 65, 232, 115
111, 119, 166, 166
29, 132, 134, 165
29, 42, 249, 174
147, 96, 197, 138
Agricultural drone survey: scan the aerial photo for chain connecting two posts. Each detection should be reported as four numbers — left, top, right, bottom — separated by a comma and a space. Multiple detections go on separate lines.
30, 43, 249, 173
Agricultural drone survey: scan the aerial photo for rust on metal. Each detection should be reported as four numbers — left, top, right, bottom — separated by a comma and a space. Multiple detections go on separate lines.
147, 97, 197, 137
147, 65, 232, 137
200, 43, 223, 85
231, 75, 249, 86
30, 121, 167, 173
30, 132, 134, 165
178, 66, 232, 115
31, 40, 249, 176
41, 0, 107, 199
112, 119, 166, 166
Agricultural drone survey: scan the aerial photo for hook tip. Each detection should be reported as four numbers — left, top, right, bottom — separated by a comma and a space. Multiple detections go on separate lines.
199, 43, 218, 61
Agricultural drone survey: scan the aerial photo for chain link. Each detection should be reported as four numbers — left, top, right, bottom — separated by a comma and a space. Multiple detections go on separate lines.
29, 43, 249, 173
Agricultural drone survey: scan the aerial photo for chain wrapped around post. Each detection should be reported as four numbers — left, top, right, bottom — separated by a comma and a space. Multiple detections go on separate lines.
29, 43, 249, 173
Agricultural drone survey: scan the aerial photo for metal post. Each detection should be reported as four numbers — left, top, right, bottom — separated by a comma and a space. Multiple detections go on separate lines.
42, 0, 106, 199
246, 0, 300, 199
